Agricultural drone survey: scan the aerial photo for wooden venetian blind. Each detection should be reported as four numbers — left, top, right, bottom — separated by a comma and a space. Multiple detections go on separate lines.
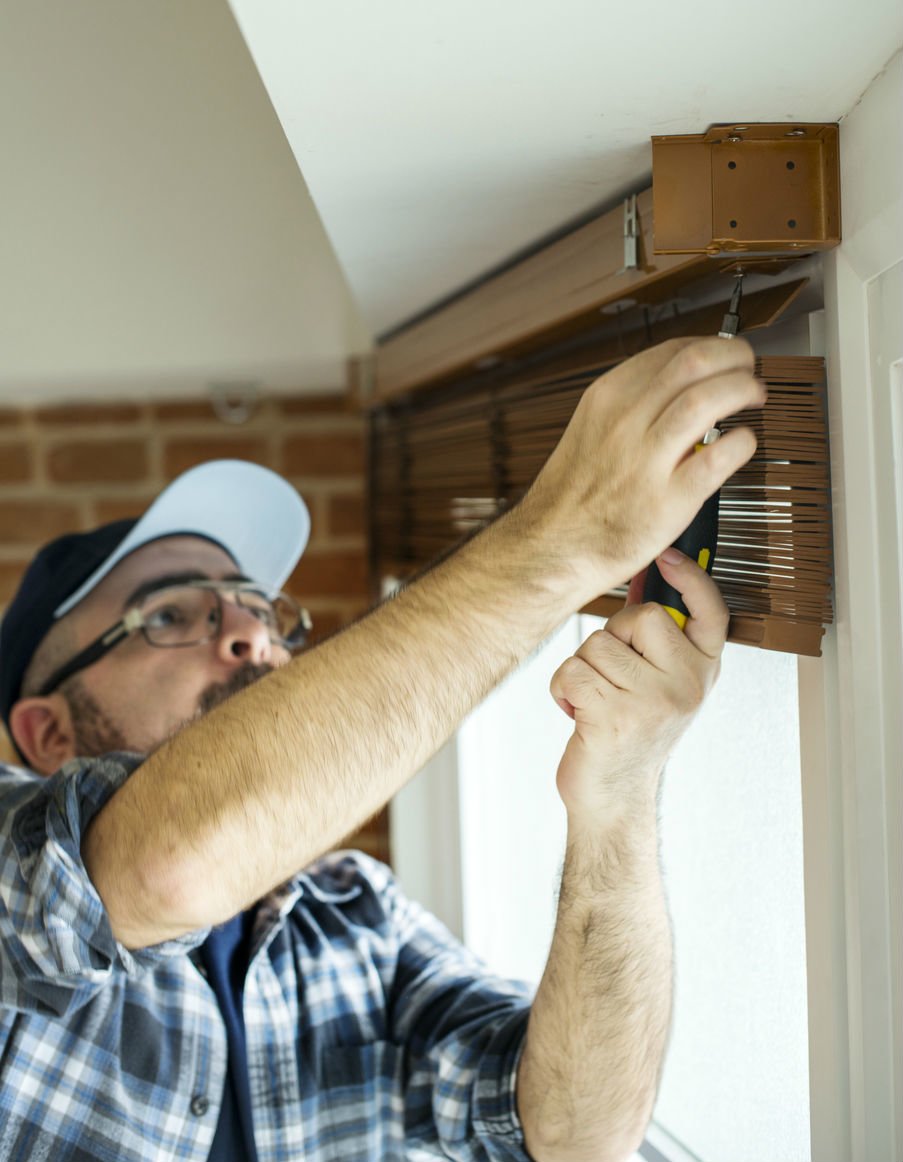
369, 351, 832, 657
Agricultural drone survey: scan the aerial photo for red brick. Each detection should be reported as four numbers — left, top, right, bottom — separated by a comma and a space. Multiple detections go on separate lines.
151, 400, 217, 422
0, 560, 32, 604
92, 497, 156, 524
163, 438, 269, 480
0, 443, 33, 483
327, 493, 367, 538
47, 440, 149, 484
0, 500, 80, 543
286, 550, 369, 601
282, 432, 364, 477
278, 394, 353, 416
36, 402, 143, 426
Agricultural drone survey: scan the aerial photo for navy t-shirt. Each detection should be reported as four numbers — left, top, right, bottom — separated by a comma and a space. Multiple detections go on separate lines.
200, 910, 258, 1162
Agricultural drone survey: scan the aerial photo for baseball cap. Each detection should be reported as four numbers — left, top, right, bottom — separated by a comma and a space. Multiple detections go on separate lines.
0, 460, 311, 735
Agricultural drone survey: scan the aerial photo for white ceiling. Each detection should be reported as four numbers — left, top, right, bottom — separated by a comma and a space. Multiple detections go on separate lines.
2, 2, 900, 403
229, 0, 903, 335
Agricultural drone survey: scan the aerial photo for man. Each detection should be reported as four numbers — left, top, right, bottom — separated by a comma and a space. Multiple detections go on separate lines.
0, 336, 763, 1161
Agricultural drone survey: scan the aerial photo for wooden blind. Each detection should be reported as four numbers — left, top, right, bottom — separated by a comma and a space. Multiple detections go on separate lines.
369, 351, 832, 657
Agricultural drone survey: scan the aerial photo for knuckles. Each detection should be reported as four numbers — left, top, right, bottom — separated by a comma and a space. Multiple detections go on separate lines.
668, 335, 741, 382
551, 654, 591, 694
668, 336, 755, 385
671, 344, 713, 385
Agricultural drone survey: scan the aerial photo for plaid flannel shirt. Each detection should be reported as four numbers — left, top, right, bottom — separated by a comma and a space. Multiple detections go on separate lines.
0, 753, 533, 1161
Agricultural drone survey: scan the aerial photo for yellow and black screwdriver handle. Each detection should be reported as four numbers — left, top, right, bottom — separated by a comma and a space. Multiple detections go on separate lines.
642, 270, 743, 629
642, 426, 721, 630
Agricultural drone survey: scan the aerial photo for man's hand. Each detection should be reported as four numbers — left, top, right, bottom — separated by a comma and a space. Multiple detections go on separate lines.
519, 554, 729, 1162
524, 335, 764, 604
550, 546, 729, 830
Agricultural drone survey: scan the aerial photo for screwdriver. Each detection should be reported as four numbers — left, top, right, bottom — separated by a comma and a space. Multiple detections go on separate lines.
642, 272, 744, 628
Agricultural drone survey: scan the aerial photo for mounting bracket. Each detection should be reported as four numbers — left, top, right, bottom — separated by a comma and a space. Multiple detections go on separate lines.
651, 122, 840, 255
618, 193, 639, 272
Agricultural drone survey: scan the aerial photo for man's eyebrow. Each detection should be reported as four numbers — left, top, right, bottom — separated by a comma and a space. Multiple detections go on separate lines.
122, 571, 251, 611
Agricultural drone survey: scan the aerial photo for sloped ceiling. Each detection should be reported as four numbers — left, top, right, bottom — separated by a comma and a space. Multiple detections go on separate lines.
229, 0, 903, 335
0, 1, 370, 403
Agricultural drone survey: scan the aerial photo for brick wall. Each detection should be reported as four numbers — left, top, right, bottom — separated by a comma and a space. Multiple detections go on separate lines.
0, 392, 390, 863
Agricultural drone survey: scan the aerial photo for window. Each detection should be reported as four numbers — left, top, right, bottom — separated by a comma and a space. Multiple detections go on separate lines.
454, 616, 810, 1162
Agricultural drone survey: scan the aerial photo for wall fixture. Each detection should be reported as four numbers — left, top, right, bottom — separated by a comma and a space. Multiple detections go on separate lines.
209, 381, 259, 425
651, 122, 840, 255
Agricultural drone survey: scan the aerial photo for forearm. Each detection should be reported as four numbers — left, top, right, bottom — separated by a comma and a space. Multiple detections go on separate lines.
84, 336, 760, 949
84, 500, 604, 948
517, 805, 672, 1162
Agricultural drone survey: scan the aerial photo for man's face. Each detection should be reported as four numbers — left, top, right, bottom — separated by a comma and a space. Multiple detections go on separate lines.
55, 536, 292, 758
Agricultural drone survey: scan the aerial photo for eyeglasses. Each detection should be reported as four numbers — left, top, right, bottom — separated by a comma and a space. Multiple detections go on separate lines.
37, 580, 312, 698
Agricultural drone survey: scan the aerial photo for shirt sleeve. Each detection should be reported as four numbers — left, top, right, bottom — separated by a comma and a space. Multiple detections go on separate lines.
333, 851, 535, 1162
0, 754, 209, 1017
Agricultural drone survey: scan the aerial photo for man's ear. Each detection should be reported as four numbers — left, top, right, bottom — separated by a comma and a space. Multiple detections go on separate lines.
8, 696, 77, 776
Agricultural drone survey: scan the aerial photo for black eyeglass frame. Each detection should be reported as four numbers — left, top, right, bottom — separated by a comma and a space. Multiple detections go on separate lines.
36, 579, 312, 698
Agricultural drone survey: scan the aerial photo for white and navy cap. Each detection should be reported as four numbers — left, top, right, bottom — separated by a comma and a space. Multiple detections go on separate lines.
0, 460, 310, 729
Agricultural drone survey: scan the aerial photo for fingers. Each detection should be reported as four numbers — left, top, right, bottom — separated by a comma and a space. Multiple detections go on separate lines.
651, 549, 730, 658
652, 367, 766, 465
553, 693, 576, 720
550, 632, 638, 714
607, 554, 729, 667
675, 424, 758, 501
602, 601, 689, 672
586, 336, 757, 424
529, 333, 766, 601
551, 555, 727, 741
648, 336, 758, 419
598, 336, 765, 524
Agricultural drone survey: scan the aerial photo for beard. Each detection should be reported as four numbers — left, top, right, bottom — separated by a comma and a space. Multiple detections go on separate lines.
65, 661, 275, 758
66, 677, 131, 757
195, 661, 275, 716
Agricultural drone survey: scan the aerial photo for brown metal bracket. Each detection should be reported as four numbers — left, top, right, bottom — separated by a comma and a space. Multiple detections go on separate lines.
651, 123, 840, 255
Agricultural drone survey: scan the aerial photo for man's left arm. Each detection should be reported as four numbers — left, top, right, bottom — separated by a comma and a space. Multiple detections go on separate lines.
517, 549, 730, 1162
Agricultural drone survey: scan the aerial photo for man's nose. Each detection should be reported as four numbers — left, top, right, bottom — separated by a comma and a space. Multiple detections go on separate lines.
214, 598, 274, 666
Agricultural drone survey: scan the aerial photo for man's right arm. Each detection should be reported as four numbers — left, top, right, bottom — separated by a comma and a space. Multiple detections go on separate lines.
83, 336, 765, 949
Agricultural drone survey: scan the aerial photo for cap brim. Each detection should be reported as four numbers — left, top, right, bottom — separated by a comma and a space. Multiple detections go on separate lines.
55, 460, 310, 617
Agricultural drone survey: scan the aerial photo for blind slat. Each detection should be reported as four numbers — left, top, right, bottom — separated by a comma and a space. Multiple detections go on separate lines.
370, 354, 832, 656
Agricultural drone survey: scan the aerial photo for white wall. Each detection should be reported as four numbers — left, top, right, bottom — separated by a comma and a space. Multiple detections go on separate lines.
808, 45, 903, 1162
0, 1, 371, 403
